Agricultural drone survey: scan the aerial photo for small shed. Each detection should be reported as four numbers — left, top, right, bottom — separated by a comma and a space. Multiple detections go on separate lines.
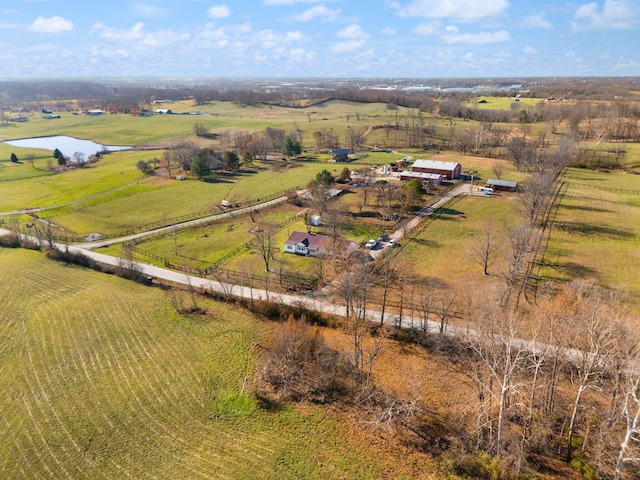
486, 179, 518, 192
328, 148, 350, 162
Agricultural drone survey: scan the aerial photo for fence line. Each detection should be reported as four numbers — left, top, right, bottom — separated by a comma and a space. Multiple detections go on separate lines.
565, 181, 640, 195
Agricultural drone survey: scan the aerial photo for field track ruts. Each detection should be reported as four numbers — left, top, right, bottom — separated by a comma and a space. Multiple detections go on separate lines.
0, 249, 281, 479
3, 249, 403, 479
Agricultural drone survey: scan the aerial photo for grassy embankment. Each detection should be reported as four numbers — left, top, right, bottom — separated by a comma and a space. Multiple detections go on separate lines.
0, 247, 444, 479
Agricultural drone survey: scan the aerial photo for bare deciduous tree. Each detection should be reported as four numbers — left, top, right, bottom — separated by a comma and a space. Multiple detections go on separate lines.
470, 221, 499, 276
519, 172, 554, 227
251, 224, 276, 272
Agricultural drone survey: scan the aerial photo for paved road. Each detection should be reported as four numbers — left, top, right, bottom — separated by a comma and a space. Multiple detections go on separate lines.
0, 228, 444, 332
0, 181, 471, 331
0, 226, 587, 362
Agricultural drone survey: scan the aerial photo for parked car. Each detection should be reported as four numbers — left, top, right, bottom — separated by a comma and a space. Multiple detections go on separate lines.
365, 239, 377, 249
377, 233, 389, 243
387, 238, 397, 248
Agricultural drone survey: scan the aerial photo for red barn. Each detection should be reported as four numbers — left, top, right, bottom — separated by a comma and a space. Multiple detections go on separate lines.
411, 159, 461, 180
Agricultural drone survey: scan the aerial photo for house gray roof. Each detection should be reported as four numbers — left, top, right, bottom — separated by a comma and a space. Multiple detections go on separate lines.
329, 148, 349, 156
412, 159, 460, 171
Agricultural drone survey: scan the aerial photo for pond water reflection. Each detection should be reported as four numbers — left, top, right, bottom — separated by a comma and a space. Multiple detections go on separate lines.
4, 135, 131, 161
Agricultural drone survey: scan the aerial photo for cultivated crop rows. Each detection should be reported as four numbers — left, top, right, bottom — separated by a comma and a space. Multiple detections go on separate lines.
1, 249, 397, 478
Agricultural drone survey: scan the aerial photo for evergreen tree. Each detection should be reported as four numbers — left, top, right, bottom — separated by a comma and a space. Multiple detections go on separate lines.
190, 152, 211, 179
282, 136, 302, 158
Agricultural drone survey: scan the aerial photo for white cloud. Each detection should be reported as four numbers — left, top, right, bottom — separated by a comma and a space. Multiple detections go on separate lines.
208, 5, 231, 18
522, 13, 552, 29
139, 30, 191, 48
615, 58, 640, 68
288, 47, 316, 62
256, 30, 305, 49
441, 29, 511, 44
91, 22, 145, 41
571, 0, 636, 31
523, 46, 537, 54
381, 26, 397, 35
91, 22, 189, 49
394, 0, 510, 22
293, 5, 341, 22
264, 0, 323, 5
331, 40, 366, 52
413, 21, 441, 35
132, 4, 168, 18
336, 24, 369, 40
29, 16, 73, 33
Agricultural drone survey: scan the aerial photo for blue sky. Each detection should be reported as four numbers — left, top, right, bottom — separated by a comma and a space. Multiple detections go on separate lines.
1, 0, 639, 78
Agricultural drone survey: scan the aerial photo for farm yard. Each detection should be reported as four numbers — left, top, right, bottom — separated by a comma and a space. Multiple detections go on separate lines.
2, 79, 640, 480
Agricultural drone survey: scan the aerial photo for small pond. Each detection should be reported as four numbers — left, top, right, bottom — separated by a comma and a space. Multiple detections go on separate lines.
4, 135, 131, 161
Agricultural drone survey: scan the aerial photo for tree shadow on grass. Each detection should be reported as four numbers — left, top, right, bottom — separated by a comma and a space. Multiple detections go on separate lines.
545, 261, 598, 280
555, 221, 634, 240
434, 207, 464, 217
560, 204, 612, 214
411, 237, 441, 248
254, 395, 285, 413
202, 177, 234, 184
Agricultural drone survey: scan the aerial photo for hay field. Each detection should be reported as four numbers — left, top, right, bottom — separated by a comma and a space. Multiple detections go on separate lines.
0, 248, 435, 479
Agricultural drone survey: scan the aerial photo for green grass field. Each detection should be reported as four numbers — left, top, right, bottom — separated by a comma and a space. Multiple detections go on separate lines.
537, 168, 640, 307
0, 248, 436, 479
400, 193, 520, 289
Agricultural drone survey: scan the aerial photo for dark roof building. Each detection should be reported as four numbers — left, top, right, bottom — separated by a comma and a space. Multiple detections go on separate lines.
328, 148, 350, 162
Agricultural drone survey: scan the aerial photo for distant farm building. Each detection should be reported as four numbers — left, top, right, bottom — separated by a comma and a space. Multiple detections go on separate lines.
85, 109, 104, 116
486, 179, 518, 192
400, 171, 444, 186
284, 231, 355, 257
328, 148, 350, 162
411, 159, 461, 180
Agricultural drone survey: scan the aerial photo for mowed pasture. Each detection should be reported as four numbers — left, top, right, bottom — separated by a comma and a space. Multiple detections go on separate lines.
537, 168, 640, 308
0, 150, 158, 213
399, 192, 521, 290
0, 248, 434, 479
